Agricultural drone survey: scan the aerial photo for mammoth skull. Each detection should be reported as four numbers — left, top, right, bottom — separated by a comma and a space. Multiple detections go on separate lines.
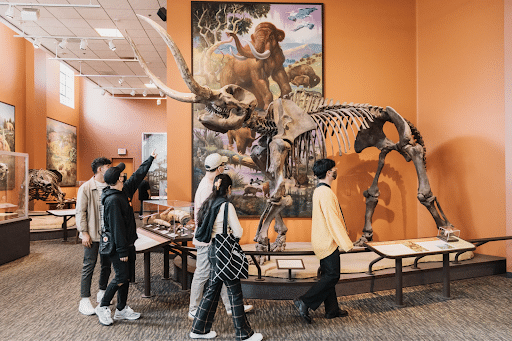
199, 84, 257, 133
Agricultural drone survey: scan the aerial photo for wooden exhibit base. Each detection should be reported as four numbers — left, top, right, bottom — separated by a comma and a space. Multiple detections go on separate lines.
174, 253, 506, 300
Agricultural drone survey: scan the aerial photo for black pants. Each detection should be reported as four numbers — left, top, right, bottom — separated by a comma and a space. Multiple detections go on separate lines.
100, 246, 135, 311
139, 200, 145, 216
300, 249, 340, 314
191, 245, 253, 341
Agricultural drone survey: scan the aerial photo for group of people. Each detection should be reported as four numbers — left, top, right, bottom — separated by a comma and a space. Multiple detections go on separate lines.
76, 151, 353, 341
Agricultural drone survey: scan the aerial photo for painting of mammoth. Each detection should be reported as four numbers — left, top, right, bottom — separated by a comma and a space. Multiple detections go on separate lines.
220, 22, 291, 110
192, 2, 323, 217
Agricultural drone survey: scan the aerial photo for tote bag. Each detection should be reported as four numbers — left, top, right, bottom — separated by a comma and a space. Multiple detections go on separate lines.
213, 203, 249, 281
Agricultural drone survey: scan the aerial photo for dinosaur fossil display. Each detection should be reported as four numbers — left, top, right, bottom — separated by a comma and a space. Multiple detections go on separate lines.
127, 15, 453, 253
28, 169, 65, 209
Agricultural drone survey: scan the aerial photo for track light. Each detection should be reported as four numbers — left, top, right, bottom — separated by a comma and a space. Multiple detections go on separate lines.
159, 91, 164, 97
108, 39, 116, 51
142, 90, 147, 97
58, 38, 68, 49
33, 38, 40, 49
5, 4, 14, 18
101, 89, 106, 96
79, 38, 88, 50
157, 99, 162, 105
130, 90, 136, 96
118, 78, 124, 85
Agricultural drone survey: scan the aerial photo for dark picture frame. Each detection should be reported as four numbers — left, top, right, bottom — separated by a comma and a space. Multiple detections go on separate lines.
191, 1, 324, 217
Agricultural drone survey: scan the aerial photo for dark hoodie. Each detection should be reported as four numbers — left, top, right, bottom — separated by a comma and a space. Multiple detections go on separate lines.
101, 156, 154, 258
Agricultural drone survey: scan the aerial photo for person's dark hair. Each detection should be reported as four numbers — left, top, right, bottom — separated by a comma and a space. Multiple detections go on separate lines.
313, 158, 336, 179
91, 157, 111, 174
196, 173, 232, 227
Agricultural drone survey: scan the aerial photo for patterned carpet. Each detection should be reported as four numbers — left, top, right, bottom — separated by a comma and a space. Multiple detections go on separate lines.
1, 239, 511, 341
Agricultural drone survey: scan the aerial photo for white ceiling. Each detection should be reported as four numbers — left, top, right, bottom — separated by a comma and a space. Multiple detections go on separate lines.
0, 0, 168, 96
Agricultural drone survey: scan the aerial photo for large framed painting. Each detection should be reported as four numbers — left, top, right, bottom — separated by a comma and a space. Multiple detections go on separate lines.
142, 133, 167, 198
46, 118, 77, 187
0, 101, 15, 152
191, 2, 323, 217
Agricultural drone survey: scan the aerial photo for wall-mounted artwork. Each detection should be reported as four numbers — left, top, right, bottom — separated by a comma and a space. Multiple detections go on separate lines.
46, 118, 77, 187
191, 2, 323, 217
142, 133, 167, 198
0, 101, 15, 152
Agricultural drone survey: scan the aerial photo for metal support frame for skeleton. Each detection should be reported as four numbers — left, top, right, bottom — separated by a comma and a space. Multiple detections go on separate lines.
128, 15, 453, 256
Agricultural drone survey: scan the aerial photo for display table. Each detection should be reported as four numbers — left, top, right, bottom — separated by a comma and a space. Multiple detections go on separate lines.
135, 226, 193, 296
46, 209, 76, 242
364, 237, 476, 306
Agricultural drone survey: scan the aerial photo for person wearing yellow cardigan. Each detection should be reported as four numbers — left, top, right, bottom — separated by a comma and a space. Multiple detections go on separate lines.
293, 158, 353, 324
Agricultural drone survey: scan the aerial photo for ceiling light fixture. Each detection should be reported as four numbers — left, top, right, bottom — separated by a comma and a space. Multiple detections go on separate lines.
143, 90, 147, 97
157, 99, 162, 105
159, 91, 164, 97
108, 40, 116, 51
32, 38, 40, 49
58, 38, 68, 49
130, 90, 136, 96
5, 4, 14, 18
101, 89, 106, 96
79, 38, 88, 50
20, 7, 39, 21
118, 77, 124, 85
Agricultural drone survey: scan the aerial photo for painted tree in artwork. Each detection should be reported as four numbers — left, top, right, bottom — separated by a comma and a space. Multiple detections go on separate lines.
192, 3, 270, 85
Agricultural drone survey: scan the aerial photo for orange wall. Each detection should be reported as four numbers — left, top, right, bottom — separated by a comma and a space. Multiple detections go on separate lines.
417, 0, 506, 257
0, 23, 26, 152
0, 23, 80, 210
78, 79, 167, 210
165, 0, 419, 245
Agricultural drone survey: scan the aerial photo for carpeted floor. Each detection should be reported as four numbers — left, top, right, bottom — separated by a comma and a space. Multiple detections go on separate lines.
1, 239, 512, 341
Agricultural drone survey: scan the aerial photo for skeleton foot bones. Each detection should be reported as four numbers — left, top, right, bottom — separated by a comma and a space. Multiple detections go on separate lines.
128, 15, 453, 253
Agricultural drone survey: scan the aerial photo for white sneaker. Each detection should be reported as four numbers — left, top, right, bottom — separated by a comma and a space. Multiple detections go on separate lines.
188, 309, 197, 321
114, 306, 141, 320
95, 305, 113, 326
189, 331, 217, 339
244, 333, 263, 341
227, 304, 254, 316
96, 290, 105, 303
79, 298, 96, 316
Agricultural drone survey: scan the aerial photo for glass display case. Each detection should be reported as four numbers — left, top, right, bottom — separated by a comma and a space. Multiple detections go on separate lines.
142, 200, 194, 238
0, 151, 28, 223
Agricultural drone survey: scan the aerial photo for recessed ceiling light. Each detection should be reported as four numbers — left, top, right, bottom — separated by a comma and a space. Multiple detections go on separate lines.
145, 83, 157, 89
94, 28, 123, 38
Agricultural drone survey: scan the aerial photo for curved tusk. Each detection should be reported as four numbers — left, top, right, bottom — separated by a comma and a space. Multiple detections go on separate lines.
125, 33, 199, 103
135, 14, 212, 100
247, 40, 271, 60
230, 46, 247, 61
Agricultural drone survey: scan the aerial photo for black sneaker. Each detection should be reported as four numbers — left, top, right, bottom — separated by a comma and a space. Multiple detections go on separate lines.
325, 309, 349, 319
293, 299, 311, 324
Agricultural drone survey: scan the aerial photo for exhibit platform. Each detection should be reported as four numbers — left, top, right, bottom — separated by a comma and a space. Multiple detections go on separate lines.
174, 242, 506, 300
28, 212, 77, 241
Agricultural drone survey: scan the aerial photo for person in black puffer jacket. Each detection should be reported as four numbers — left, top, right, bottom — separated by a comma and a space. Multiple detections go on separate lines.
95, 150, 156, 326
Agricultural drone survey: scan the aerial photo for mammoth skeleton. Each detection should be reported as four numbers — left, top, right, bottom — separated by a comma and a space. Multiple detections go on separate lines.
128, 15, 453, 254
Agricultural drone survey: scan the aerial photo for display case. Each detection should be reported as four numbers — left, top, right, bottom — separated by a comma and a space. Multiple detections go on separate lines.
0, 151, 30, 265
0, 151, 28, 222
142, 200, 194, 238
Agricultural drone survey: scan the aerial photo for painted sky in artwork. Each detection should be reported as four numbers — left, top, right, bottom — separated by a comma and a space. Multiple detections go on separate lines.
224, 4, 323, 45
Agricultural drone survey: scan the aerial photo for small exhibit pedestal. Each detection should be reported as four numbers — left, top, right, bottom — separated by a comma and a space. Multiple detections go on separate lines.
0, 218, 30, 265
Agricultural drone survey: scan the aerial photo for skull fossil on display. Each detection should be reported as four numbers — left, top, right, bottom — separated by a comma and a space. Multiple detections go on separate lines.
0, 163, 7, 181
199, 84, 257, 133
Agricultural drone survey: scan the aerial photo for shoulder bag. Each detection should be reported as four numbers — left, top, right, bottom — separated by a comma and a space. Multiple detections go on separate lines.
99, 204, 114, 255
213, 202, 249, 281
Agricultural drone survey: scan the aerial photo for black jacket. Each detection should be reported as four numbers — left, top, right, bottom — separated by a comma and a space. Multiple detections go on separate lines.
101, 156, 154, 258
